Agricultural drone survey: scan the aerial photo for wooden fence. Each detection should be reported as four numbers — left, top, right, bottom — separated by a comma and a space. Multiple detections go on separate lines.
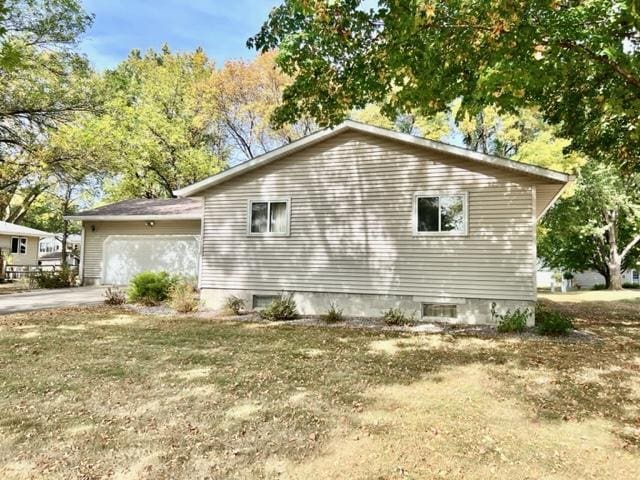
3, 265, 79, 281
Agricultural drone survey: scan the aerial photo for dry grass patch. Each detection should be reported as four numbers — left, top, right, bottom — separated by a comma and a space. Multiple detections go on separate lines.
273, 364, 640, 480
0, 301, 639, 478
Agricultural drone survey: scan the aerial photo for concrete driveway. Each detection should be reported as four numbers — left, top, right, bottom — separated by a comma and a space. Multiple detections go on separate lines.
0, 286, 105, 315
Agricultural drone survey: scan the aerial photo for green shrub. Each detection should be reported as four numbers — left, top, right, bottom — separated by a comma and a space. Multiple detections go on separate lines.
104, 287, 126, 305
622, 282, 640, 289
382, 307, 413, 326
592, 283, 607, 290
535, 307, 574, 336
127, 271, 176, 305
31, 266, 77, 289
169, 280, 199, 313
259, 294, 298, 321
225, 295, 246, 315
493, 304, 530, 333
322, 302, 344, 323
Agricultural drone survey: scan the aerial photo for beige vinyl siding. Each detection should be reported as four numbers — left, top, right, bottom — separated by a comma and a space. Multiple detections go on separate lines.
81, 220, 201, 283
0, 234, 39, 266
201, 131, 561, 302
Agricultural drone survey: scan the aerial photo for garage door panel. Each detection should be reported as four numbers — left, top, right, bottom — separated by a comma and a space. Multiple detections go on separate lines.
103, 236, 199, 285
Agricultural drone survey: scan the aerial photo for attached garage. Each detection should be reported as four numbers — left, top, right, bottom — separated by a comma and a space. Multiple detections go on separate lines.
66, 199, 202, 286
102, 235, 199, 285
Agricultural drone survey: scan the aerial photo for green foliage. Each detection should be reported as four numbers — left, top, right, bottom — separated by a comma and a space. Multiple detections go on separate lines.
382, 307, 413, 326
168, 280, 199, 313
535, 307, 574, 336
103, 287, 126, 305
31, 266, 77, 289
127, 271, 177, 306
493, 303, 530, 333
259, 294, 298, 321
225, 295, 246, 315
0, 0, 98, 223
623, 282, 640, 289
592, 284, 607, 291
249, 1, 640, 169
321, 302, 344, 323
538, 162, 640, 289
0, 0, 92, 71
69, 46, 226, 200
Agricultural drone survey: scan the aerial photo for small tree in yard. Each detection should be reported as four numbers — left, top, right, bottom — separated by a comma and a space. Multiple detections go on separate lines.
538, 162, 640, 290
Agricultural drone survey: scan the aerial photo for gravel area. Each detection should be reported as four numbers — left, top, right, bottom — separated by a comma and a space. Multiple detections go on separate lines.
124, 303, 598, 342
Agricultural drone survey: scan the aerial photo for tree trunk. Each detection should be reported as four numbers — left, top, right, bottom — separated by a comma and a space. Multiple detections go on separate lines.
61, 222, 69, 269
608, 256, 623, 290
605, 210, 624, 290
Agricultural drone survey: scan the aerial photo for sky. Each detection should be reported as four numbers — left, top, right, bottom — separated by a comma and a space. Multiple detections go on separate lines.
79, 0, 283, 70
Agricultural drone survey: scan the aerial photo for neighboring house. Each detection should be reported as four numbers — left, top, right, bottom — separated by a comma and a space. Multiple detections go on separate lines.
572, 269, 639, 289
0, 221, 52, 276
38, 234, 82, 267
68, 121, 571, 324
536, 263, 640, 289
38, 251, 81, 267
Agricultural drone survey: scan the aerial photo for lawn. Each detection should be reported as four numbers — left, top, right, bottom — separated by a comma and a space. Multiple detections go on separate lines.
1, 300, 639, 479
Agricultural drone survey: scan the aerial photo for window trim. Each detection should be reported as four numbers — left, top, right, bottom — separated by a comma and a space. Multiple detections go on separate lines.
10, 236, 28, 255
246, 197, 291, 237
412, 191, 468, 236
421, 303, 459, 320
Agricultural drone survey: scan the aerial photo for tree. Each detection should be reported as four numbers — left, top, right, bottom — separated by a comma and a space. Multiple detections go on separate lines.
249, 1, 640, 168
207, 51, 316, 162
72, 46, 226, 199
538, 162, 640, 289
0, 0, 92, 70
0, 0, 96, 221
455, 104, 585, 172
350, 103, 451, 141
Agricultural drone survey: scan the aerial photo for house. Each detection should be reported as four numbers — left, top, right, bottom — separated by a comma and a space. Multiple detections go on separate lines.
536, 264, 640, 290
572, 269, 639, 289
67, 121, 571, 324
0, 221, 53, 278
38, 234, 82, 267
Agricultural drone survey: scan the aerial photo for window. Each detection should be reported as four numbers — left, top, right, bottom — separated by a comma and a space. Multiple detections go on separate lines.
414, 192, 467, 235
253, 295, 279, 309
422, 304, 458, 319
11, 236, 27, 255
248, 199, 290, 235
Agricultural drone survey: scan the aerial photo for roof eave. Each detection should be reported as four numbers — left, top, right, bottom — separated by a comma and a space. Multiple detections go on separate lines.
64, 214, 202, 221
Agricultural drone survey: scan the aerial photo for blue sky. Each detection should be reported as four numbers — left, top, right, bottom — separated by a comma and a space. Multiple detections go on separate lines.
79, 0, 283, 70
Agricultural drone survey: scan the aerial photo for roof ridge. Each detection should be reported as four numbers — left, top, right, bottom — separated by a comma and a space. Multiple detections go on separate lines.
174, 121, 572, 197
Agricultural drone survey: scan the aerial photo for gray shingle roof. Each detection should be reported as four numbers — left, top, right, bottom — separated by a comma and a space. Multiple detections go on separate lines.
66, 198, 202, 220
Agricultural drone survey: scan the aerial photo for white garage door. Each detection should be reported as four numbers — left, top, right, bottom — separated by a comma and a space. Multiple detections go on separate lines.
103, 235, 199, 285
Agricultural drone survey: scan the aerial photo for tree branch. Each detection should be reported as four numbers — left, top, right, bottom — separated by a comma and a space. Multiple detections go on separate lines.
558, 40, 640, 92
621, 234, 640, 260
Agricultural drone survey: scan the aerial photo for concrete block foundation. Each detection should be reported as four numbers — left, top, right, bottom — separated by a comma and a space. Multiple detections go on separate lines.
200, 288, 535, 326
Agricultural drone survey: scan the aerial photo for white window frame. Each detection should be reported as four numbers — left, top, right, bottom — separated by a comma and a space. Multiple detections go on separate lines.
247, 198, 291, 237
412, 191, 468, 236
10, 236, 28, 255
